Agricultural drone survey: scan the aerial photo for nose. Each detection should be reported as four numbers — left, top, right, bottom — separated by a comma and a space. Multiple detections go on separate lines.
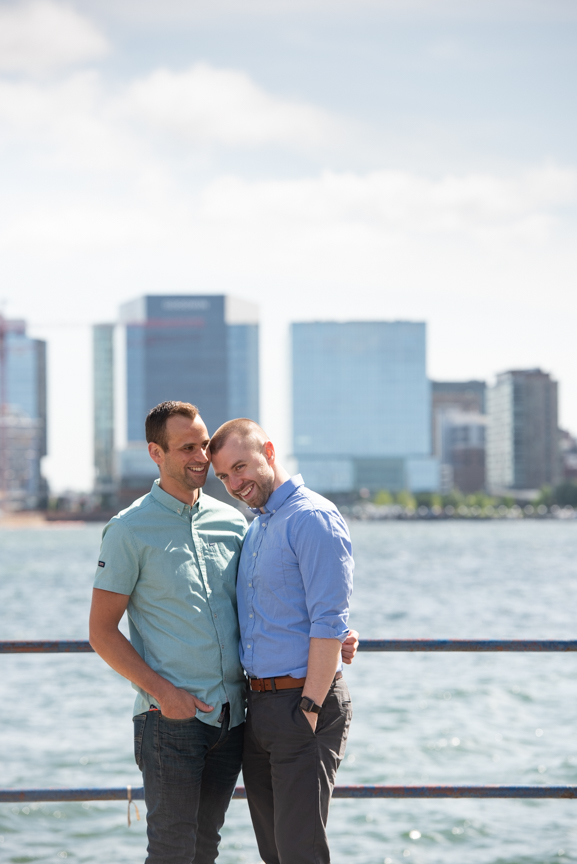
229, 474, 244, 491
196, 447, 210, 464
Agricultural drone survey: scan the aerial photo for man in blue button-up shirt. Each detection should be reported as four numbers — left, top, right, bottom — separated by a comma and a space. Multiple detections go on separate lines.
211, 418, 354, 864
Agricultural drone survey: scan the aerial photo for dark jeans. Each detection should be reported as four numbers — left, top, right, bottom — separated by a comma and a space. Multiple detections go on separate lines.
134, 706, 244, 864
243, 677, 353, 864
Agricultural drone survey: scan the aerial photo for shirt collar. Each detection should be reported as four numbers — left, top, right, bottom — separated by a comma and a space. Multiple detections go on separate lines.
150, 478, 203, 516
250, 474, 304, 516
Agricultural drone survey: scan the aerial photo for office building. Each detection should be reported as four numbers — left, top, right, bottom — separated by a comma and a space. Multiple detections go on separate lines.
559, 429, 577, 482
292, 321, 439, 494
431, 380, 487, 493
436, 410, 487, 494
93, 324, 116, 502
431, 380, 485, 451
486, 369, 560, 493
117, 295, 259, 498
0, 316, 47, 509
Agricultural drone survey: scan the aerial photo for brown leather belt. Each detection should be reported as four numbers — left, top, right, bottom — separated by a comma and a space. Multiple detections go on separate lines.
249, 671, 342, 693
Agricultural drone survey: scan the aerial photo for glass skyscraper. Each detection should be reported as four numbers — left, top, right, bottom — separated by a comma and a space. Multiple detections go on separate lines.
0, 317, 47, 508
93, 324, 115, 499
486, 369, 560, 492
116, 295, 259, 496
292, 321, 438, 493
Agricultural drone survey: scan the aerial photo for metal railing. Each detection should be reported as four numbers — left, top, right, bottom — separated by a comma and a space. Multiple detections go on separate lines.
3, 638, 577, 654
1, 639, 576, 803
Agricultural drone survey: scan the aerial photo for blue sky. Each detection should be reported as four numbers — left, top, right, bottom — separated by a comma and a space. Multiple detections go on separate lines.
0, 0, 576, 490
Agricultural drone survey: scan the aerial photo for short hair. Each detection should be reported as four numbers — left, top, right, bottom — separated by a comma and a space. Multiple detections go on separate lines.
145, 401, 199, 451
209, 418, 267, 456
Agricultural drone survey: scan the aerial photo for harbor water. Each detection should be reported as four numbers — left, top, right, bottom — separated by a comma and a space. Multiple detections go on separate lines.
1, 520, 576, 863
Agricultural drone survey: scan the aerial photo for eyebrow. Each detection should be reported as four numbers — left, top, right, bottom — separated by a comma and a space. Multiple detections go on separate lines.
216, 459, 245, 477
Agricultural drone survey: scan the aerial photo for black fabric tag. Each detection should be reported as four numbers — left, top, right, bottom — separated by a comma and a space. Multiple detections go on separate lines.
98, 561, 105, 568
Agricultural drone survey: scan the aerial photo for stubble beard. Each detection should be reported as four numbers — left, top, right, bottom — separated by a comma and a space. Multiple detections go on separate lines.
165, 459, 208, 492
235, 472, 275, 509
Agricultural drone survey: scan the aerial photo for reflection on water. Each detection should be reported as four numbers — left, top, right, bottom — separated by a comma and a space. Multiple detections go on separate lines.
1, 521, 576, 863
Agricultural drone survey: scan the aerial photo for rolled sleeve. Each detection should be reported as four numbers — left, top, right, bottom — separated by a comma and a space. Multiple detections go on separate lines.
93, 518, 140, 595
291, 509, 353, 643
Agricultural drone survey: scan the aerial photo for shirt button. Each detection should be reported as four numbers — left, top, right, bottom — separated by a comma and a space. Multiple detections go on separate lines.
247, 644, 251, 649
253, 552, 257, 557
214, 614, 217, 618
248, 583, 252, 587
249, 613, 253, 618
272, 510, 276, 513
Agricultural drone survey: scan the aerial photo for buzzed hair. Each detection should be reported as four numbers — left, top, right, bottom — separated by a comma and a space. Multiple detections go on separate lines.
209, 418, 268, 455
145, 401, 199, 451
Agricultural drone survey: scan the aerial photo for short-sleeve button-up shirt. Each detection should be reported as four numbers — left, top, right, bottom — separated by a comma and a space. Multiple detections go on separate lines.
94, 480, 247, 727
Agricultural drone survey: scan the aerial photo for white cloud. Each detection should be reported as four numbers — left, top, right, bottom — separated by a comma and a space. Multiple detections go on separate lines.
199, 166, 577, 241
0, 1, 109, 74
2, 162, 575, 266
121, 63, 338, 148
0, 61, 339, 177
0, 71, 159, 175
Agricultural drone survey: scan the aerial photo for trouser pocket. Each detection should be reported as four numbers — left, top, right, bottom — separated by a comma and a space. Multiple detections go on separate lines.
133, 712, 148, 771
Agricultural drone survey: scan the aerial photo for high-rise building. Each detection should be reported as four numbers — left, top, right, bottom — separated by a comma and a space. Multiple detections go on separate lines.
117, 295, 259, 499
431, 381, 487, 493
486, 369, 560, 493
93, 324, 115, 502
292, 321, 439, 494
436, 410, 487, 494
559, 429, 577, 482
0, 316, 47, 509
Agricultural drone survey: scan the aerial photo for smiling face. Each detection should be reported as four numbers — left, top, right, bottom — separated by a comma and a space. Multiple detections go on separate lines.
148, 413, 211, 504
211, 433, 276, 510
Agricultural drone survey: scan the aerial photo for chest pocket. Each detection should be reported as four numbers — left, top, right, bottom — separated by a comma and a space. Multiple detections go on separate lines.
203, 539, 239, 583
255, 546, 286, 597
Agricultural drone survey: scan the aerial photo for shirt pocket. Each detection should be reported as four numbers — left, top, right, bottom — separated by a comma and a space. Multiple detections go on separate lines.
204, 538, 240, 583
255, 546, 287, 599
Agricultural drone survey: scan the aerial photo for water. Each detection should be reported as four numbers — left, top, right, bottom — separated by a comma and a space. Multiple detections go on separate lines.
1, 520, 576, 863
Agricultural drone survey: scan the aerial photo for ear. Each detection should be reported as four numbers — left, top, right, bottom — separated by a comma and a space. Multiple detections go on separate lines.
148, 441, 164, 467
263, 441, 275, 464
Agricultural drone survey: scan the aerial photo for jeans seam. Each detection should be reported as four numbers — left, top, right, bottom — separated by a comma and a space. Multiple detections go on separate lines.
153, 708, 162, 786
134, 714, 147, 770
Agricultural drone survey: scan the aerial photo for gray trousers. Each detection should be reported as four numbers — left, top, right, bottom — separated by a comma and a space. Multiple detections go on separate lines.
243, 677, 353, 864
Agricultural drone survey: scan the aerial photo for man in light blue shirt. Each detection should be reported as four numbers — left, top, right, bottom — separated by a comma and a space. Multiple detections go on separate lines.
211, 418, 354, 864
89, 402, 248, 864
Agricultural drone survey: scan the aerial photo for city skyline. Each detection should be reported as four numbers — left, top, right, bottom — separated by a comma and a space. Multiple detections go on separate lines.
4, 303, 573, 498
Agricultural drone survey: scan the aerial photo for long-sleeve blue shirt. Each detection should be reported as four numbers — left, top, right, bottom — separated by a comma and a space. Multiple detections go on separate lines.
237, 475, 354, 679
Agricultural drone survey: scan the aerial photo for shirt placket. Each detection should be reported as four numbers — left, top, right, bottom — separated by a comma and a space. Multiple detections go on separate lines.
189, 510, 230, 702
244, 512, 269, 663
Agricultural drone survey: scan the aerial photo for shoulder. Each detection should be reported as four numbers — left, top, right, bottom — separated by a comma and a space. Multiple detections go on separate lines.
117, 491, 156, 521
300, 486, 340, 513
289, 487, 349, 536
101, 493, 155, 542
291, 486, 342, 520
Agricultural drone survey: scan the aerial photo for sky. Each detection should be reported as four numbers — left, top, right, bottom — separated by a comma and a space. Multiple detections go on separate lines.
0, 0, 576, 491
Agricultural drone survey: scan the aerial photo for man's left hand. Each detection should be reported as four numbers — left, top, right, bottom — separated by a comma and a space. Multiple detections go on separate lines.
341, 629, 359, 664
302, 710, 318, 732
